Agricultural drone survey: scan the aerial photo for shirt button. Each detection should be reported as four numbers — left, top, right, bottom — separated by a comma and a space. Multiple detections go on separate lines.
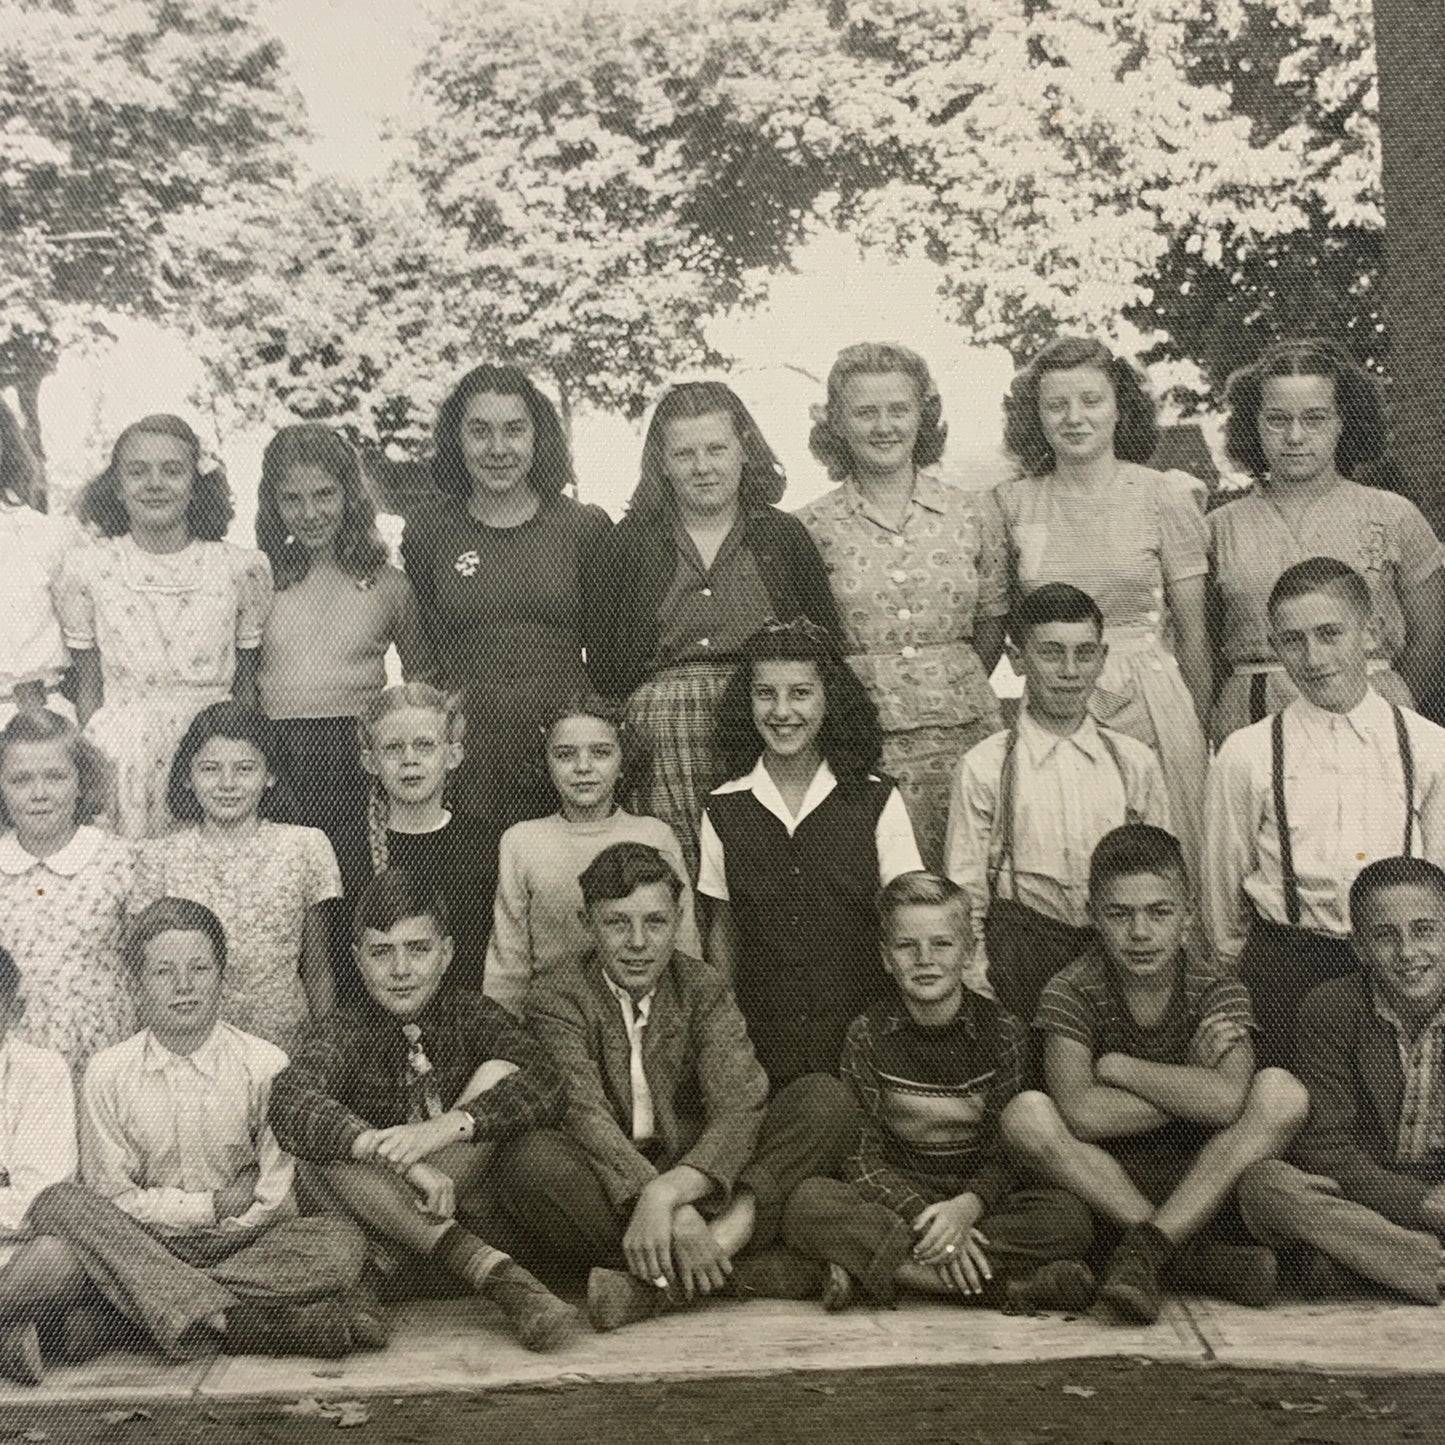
891, 570, 908, 584
701, 587, 712, 597
891, 536, 905, 549
901, 646, 917, 659
898, 608, 911, 621
699, 638, 711, 648
1146, 608, 1160, 623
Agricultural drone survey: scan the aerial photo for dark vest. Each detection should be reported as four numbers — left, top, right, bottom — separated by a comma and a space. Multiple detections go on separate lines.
708, 777, 892, 1089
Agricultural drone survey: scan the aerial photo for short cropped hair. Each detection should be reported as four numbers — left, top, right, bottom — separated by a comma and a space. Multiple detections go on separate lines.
0, 945, 19, 1002
1007, 583, 1105, 647
579, 842, 683, 910
1266, 556, 1372, 623
125, 897, 228, 976
1349, 856, 1445, 930
1003, 336, 1158, 477
352, 869, 452, 942
1088, 824, 1190, 900
876, 870, 972, 944
1224, 339, 1387, 483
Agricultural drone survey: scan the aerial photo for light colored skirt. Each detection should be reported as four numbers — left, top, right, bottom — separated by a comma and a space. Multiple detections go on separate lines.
625, 661, 737, 883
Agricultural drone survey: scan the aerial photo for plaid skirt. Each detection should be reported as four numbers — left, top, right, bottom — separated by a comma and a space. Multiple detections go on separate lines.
625, 661, 736, 883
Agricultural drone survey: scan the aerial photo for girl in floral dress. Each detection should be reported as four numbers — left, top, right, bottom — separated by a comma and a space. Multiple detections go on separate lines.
59, 415, 273, 838
0, 709, 133, 1074
133, 701, 340, 1051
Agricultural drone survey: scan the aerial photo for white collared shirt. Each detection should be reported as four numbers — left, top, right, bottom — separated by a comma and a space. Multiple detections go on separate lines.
945, 710, 1170, 951
0, 825, 107, 880
80, 1021, 296, 1236
695, 758, 922, 901
0, 1035, 76, 1238
1204, 688, 1445, 964
602, 972, 656, 1143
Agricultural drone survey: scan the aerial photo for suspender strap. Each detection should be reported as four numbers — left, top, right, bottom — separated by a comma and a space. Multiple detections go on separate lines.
1394, 704, 1416, 858
1095, 729, 1144, 826
1249, 672, 1268, 725
1271, 711, 1300, 926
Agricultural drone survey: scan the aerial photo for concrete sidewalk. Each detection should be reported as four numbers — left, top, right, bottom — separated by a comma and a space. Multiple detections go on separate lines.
4, 1292, 1443, 1404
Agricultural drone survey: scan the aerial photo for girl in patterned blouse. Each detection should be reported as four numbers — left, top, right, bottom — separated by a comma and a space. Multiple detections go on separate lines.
133, 701, 340, 1052
0, 709, 134, 1074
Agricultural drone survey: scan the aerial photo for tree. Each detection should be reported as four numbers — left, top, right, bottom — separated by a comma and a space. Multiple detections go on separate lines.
0, 0, 302, 454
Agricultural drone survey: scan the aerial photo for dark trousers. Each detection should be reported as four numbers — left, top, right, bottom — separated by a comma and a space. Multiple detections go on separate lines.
782, 1178, 1093, 1307
499, 1073, 857, 1285
1238, 912, 1358, 1071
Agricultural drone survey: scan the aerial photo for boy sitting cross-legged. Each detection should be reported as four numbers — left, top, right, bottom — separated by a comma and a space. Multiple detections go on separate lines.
514, 842, 858, 1331
0, 899, 375, 1385
783, 871, 1096, 1315
1239, 857, 1445, 1303
1002, 825, 1308, 1323
267, 869, 577, 1352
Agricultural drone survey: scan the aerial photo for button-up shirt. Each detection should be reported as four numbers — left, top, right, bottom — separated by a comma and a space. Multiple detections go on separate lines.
602, 972, 657, 1143
0, 1036, 76, 1242
1372, 988, 1445, 1165
946, 710, 1170, 957
1204, 689, 1445, 964
80, 1023, 295, 1236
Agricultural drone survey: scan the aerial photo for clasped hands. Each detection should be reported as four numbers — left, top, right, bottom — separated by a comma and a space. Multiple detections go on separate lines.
351, 1111, 471, 1222
911, 1192, 992, 1295
622, 1183, 733, 1302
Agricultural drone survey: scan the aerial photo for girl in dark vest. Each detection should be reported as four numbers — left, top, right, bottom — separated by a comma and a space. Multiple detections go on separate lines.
697, 620, 922, 1091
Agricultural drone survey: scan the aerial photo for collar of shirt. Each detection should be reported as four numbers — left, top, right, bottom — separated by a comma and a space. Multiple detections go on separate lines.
142, 1024, 227, 1078
601, 969, 654, 1028
711, 756, 846, 835
1016, 707, 1109, 768
668, 505, 752, 579
1371, 985, 1445, 1048
0, 825, 101, 878
1289, 686, 1391, 746
841, 469, 946, 532
875, 988, 980, 1040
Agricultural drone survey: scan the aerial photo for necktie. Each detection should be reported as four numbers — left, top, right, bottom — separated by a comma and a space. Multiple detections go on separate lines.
402, 1023, 445, 1122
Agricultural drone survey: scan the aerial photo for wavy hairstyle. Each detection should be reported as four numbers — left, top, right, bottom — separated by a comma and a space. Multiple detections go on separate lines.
0, 708, 112, 828
77, 414, 234, 540
256, 425, 389, 589
809, 343, 947, 481
628, 381, 786, 521
1223, 338, 1386, 483
1003, 336, 1158, 476
0, 398, 43, 510
165, 701, 295, 825
713, 618, 883, 786
541, 693, 633, 806
430, 365, 575, 501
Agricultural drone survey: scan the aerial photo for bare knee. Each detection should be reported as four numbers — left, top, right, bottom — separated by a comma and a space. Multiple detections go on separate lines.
1243, 1068, 1310, 1140
1001, 1091, 1068, 1162
1236, 1157, 1304, 1211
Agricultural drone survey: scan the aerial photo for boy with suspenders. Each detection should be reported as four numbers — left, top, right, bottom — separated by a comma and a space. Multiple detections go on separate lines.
946, 584, 1170, 1030
1204, 557, 1445, 1070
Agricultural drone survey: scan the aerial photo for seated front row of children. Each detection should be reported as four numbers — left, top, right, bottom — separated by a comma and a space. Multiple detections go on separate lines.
1, 829, 1445, 1382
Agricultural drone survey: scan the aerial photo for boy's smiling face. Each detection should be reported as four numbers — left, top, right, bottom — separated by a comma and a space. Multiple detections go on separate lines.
881, 902, 970, 1016
1354, 882, 1445, 1027
585, 880, 681, 1001
1090, 869, 1191, 984
355, 913, 453, 1019
135, 929, 224, 1050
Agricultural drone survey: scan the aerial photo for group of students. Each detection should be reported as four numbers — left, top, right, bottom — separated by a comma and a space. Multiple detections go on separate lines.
0, 326, 1442, 1378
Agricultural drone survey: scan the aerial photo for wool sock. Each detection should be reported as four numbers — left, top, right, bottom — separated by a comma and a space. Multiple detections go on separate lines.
432, 1222, 507, 1288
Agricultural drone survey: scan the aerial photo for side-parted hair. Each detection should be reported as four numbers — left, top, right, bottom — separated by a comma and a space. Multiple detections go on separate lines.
1266, 556, 1372, 623
430, 365, 575, 501
166, 702, 293, 825
1007, 582, 1105, 647
876, 870, 972, 944
0, 945, 20, 1001
358, 683, 467, 874
77, 414, 234, 541
1088, 824, 1190, 900
579, 841, 683, 909
125, 897, 228, 976
256, 425, 389, 589
0, 398, 43, 510
352, 868, 452, 943
1003, 336, 1158, 477
0, 708, 112, 828
1224, 339, 1387, 483
713, 619, 882, 786
629, 382, 786, 521
809, 343, 947, 481
1349, 856, 1445, 930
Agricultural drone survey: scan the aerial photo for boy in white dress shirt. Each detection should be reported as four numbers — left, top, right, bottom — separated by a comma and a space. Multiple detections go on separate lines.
1204, 558, 1445, 1069
0, 898, 374, 1385
945, 583, 1169, 1032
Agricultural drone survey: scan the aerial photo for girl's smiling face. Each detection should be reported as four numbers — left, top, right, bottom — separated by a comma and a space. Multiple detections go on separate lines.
117, 431, 195, 536
751, 659, 826, 767
188, 736, 273, 827
546, 714, 622, 821
276, 462, 347, 555
364, 706, 459, 807
0, 738, 80, 846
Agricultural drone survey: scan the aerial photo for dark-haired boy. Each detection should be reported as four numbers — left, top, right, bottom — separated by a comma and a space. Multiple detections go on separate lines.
268, 870, 576, 1352
516, 842, 857, 1331
1205, 557, 1445, 1068
783, 872, 1095, 1314
946, 583, 1168, 1027
1003, 826, 1307, 1323
1239, 857, 1445, 1303
0, 899, 372, 1384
